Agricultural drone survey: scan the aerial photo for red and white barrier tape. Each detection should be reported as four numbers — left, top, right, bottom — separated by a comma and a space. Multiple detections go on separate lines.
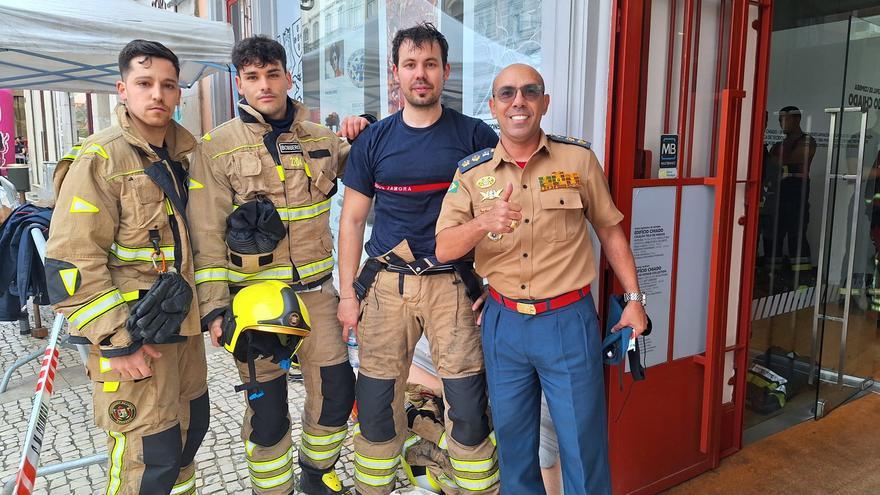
13, 321, 62, 495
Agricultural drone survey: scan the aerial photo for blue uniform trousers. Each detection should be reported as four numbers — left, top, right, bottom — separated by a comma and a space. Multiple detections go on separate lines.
481, 294, 611, 495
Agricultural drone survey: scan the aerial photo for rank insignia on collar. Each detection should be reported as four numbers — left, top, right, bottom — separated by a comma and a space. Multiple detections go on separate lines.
476, 176, 496, 188
458, 147, 495, 174
480, 188, 503, 201
538, 171, 582, 192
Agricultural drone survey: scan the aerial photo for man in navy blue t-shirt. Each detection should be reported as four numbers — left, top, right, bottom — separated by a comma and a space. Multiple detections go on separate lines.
337, 23, 500, 495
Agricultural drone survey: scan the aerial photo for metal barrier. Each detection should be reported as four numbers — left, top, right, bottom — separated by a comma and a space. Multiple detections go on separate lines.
0, 228, 107, 495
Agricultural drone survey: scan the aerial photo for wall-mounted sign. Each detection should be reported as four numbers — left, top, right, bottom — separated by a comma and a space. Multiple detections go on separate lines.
659, 134, 678, 178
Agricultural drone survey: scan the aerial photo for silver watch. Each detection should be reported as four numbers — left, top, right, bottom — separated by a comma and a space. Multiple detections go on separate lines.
622, 292, 647, 306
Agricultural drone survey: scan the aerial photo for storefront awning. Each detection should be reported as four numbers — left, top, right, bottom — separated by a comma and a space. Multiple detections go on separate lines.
0, 0, 234, 92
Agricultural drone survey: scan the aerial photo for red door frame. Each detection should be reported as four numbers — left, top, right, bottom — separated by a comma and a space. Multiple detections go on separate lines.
603, 1, 772, 492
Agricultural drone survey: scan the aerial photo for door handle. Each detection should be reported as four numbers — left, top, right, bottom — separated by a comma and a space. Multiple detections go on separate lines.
810, 106, 869, 385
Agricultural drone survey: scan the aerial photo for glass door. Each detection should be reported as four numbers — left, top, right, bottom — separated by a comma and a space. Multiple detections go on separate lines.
813, 14, 880, 418
745, 12, 880, 441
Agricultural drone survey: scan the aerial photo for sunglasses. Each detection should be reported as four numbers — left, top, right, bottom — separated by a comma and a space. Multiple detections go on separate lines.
493, 84, 545, 103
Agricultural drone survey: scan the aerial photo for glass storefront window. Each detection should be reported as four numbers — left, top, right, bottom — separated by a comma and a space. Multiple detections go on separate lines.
274, 0, 550, 130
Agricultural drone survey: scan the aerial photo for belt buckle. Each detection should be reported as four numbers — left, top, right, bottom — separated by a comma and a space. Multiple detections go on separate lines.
516, 302, 537, 315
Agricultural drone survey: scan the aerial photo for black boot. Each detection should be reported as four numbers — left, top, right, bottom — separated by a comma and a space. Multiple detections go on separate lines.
297, 463, 351, 495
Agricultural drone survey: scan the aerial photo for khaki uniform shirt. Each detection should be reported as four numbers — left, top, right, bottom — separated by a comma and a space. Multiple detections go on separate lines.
436, 132, 623, 300
188, 100, 349, 318
45, 104, 200, 353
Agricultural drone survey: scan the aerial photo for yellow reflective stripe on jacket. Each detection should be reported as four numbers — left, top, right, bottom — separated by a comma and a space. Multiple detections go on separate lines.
194, 267, 229, 284
354, 452, 400, 471
105, 431, 126, 495
109, 243, 175, 262
61, 145, 82, 161
247, 445, 293, 473
454, 470, 500, 491
278, 199, 331, 221
438, 432, 448, 449
231, 198, 331, 222
250, 466, 294, 489
84, 143, 109, 159
105, 169, 145, 181
211, 143, 263, 159
298, 256, 334, 279
194, 258, 334, 285
69, 289, 125, 330
354, 468, 397, 487
300, 443, 343, 462
170, 472, 196, 495
449, 454, 497, 473
302, 429, 347, 447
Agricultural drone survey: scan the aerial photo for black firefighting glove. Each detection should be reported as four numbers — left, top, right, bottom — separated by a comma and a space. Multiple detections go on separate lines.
226, 197, 286, 254
125, 270, 192, 344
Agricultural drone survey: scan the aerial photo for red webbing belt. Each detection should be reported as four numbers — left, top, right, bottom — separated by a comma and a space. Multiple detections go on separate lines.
488, 285, 591, 315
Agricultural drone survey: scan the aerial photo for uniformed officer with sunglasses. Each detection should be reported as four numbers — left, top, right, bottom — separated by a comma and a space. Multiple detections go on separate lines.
435, 63, 648, 495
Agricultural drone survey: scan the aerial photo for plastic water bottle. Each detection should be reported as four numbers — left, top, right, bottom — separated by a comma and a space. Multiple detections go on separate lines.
347, 328, 360, 372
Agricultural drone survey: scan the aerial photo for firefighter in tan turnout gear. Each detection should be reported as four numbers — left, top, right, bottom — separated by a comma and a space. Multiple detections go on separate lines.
188, 36, 356, 495
45, 40, 208, 495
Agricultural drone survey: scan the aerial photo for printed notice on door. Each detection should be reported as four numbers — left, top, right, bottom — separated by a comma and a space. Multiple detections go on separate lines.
629, 186, 675, 368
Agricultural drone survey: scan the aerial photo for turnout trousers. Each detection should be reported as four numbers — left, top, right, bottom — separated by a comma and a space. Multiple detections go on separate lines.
235, 280, 355, 494
354, 266, 498, 495
481, 293, 611, 495
86, 335, 209, 495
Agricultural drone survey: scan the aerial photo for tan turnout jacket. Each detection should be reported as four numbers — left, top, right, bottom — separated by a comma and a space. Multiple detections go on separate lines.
188, 99, 349, 318
45, 104, 199, 355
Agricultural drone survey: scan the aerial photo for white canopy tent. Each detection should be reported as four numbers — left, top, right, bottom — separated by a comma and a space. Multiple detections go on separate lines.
0, 0, 234, 92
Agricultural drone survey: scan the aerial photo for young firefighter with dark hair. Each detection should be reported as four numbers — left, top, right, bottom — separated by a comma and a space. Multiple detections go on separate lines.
188, 36, 362, 495
45, 40, 207, 495
337, 23, 500, 495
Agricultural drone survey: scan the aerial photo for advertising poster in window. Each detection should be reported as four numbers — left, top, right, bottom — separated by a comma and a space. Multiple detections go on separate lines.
276, 2, 304, 102
320, 25, 367, 130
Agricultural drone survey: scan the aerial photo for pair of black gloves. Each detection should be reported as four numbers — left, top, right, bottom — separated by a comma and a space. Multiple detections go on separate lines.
125, 270, 192, 345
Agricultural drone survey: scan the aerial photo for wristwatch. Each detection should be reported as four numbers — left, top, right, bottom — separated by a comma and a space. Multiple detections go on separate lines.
622, 292, 647, 306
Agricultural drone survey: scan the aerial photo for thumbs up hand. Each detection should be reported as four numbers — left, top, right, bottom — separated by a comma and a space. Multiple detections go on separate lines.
478, 183, 523, 237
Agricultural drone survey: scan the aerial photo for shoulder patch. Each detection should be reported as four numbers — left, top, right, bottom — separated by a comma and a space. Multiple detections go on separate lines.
70, 196, 100, 213
60, 144, 82, 163
547, 134, 591, 149
82, 143, 110, 159
457, 148, 495, 174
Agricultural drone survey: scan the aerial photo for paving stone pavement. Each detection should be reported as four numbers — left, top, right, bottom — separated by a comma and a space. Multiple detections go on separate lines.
0, 306, 410, 494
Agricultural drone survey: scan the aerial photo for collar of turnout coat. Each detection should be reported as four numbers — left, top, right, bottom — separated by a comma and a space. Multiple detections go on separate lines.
115, 103, 197, 162
237, 98, 311, 132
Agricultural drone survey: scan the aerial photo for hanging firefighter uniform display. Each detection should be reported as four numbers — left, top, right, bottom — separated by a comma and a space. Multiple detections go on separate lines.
188, 98, 354, 495
44, 104, 208, 495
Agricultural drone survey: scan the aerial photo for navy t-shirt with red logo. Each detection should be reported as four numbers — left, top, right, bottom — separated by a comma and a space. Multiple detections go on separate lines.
343, 106, 498, 259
